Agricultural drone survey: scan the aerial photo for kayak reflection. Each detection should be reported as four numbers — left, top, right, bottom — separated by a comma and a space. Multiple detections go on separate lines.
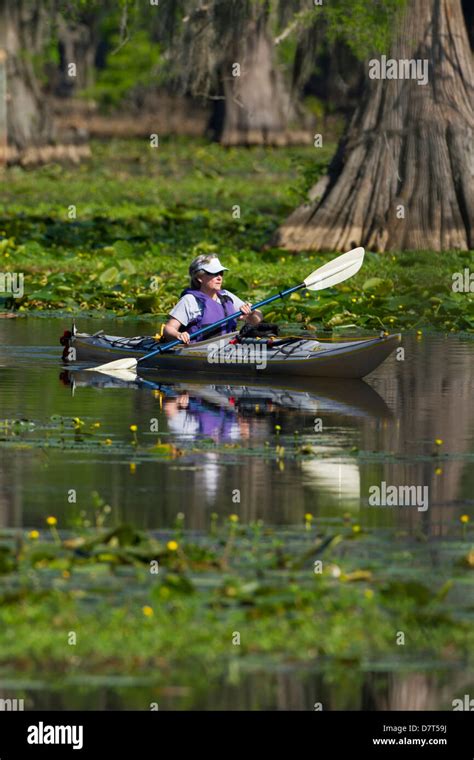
60, 370, 391, 443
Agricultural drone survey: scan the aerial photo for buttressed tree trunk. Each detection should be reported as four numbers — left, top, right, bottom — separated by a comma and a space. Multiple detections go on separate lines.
271, 0, 474, 251
0, 0, 55, 152
0, 0, 90, 165
0, 15, 7, 165
216, 16, 302, 146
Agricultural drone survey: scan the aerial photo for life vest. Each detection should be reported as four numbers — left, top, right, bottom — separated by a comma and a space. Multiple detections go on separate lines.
180, 289, 238, 341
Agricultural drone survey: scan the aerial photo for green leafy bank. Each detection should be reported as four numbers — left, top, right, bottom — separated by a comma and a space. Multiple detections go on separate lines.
0, 139, 473, 331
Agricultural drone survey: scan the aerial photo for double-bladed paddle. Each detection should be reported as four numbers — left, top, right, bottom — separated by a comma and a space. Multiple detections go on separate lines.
88, 247, 365, 374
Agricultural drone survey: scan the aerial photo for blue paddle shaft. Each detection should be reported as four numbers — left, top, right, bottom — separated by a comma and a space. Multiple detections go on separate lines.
138, 282, 305, 363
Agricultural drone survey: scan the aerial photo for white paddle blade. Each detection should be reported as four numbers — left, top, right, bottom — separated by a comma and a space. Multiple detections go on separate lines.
84, 357, 138, 372
304, 247, 365, 291
93, 368, 139, 382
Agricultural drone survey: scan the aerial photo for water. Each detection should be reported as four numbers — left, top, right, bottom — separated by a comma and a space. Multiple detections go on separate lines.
1, 318, 473, 530
1, 316, 473, 709
2, 666, 473, 711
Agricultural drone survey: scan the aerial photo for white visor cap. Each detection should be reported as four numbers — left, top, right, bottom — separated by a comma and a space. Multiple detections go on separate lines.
200, 257, 229, 274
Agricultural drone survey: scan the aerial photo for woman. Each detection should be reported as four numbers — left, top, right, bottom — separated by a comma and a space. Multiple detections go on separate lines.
163, 255, 263, 344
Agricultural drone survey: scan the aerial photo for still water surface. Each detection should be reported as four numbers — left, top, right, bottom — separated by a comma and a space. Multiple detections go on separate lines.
0, 317, 473, 709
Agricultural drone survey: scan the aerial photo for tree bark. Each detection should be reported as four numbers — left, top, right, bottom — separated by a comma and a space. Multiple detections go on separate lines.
212, 16, 306, 146
0, 12, 7, 165
271, 0, 474, 252
0, 0, 55, 152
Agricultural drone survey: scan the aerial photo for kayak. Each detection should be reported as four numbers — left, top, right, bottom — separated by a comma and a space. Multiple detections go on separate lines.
62, 329, 401, 379
59, 369, 392, 419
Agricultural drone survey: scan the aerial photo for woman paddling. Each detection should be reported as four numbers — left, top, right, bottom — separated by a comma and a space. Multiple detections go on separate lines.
163, 255, 263, 344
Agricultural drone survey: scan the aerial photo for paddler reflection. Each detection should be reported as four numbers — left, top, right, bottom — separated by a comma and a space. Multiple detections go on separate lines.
163, 393, 253, 442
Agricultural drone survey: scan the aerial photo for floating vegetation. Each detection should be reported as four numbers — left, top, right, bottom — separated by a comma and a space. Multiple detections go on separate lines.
0, 504, 473, 677
2, 416, 474, 468
0, 139, 473, 332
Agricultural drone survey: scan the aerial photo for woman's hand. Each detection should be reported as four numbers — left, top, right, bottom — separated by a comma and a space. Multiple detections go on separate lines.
163, 317, 191, 344
239, 304, 263, 325
239, 303, 253, 320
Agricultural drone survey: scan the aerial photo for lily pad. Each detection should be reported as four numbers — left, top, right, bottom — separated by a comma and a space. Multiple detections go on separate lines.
362, 277, 393, 296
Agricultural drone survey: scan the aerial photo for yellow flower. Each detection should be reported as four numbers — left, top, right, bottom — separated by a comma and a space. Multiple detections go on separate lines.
274, 424, 281, 432
460, 515, 470, 524
129, 463, 136, 474
352, 524, 361, 534
435, 438, 443, 446
130, 424, 138, 432
416, 330, 423, 336
229, 514, 239, 524
46, 516, 57, 526
92, 422, 101, 428
104, 438, 113, 445
435, 467, 442, 476
305, 513, 313, 521
167, 540, 179, 551
142, 605, 154, 617
364, 589, 374, 600
28, 530, 40, 540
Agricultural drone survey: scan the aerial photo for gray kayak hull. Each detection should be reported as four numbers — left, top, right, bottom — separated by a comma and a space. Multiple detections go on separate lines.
68, 330, 401, 379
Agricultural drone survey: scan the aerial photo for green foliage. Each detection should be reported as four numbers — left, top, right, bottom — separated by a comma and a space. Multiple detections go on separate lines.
0, 139, 473, 332
362, 277, 394, 296
81, 31, 162, 109
288, 145, 332, 202
303, 95, 325, 121
321, 0, 407, 58
275, 34, 298, 69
